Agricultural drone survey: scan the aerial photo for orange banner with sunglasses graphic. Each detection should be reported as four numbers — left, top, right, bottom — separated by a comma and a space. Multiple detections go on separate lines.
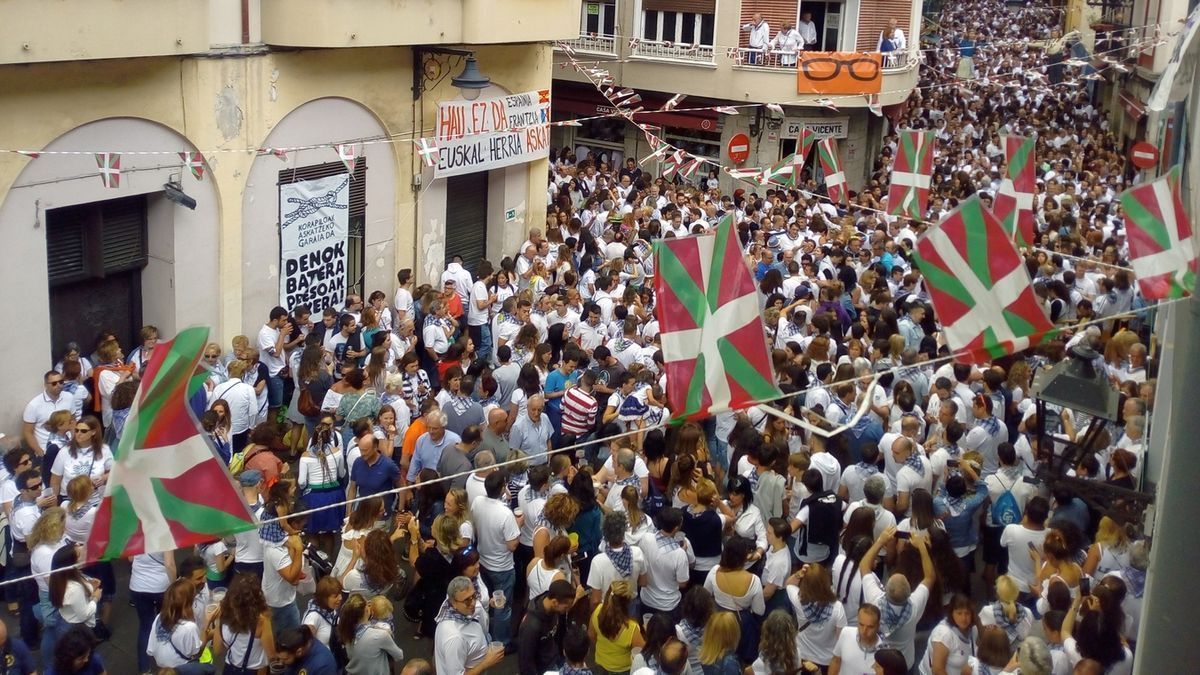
797, 51, 883, 95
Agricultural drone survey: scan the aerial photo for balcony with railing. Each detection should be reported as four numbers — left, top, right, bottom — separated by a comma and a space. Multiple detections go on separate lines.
560, 33, 619, 55
730, 47, 917, 72
630, 39, 716, 64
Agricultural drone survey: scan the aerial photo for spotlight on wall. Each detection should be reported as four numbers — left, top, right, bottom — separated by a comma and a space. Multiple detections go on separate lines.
163, 181, 197, 210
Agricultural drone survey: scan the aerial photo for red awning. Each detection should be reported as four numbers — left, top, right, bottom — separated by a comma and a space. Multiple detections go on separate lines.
551, 85, 719, 132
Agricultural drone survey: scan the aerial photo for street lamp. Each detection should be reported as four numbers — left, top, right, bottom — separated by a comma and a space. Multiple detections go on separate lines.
451, 56, 491, 100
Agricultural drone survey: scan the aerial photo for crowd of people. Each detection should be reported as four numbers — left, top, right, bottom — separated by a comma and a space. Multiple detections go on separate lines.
0, 1, 1167, 674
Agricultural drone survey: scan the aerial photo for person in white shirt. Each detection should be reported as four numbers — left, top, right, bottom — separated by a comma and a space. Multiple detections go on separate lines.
859, 527, 935, 669
467, 261, 497, 365
261, 509, 305, 635
961, 395, 1008, 476
741, 13, 771, 64
770, 22, 803, 66
441, 256, 473, 305
885, 436, 931, 517
257, 307, 292, 421
435, 576, 505, 674
636, 508, 694, 618
470, 472, 520, 647
22, 371, 73, 456
587, 511, 648, 606
828, 604, 885, 674
393, 268, 415, 327
797, 11, 819, 50
210, 361, 258, 453
1000, 496, 1051, 600
147, 578, 214, 672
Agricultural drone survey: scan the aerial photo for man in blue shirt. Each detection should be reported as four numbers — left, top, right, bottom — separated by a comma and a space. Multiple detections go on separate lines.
347, 432, 401, 516
406, 410, 461, 482
543, 349, 581, 445
0, 620, 35, 675
277, 626, 338, 675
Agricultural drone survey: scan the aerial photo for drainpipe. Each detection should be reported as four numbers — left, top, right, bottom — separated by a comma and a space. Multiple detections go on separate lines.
241, 0, 251, 44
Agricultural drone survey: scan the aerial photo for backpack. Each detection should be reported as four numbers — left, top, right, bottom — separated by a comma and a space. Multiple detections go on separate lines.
228, 450, 248, 476
802, 491, 842, 549
642, 478, 666, 521
990, 474, 1022, 526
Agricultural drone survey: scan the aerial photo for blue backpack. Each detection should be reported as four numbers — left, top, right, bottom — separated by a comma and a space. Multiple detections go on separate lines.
642, 478, 667, 520
991, 474, 1022, 526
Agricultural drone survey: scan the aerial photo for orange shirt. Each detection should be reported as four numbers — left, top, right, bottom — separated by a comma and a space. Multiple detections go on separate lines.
401, 418, 427, 462
445, 293, 464, 320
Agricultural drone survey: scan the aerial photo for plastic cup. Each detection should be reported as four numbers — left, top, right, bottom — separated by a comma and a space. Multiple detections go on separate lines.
489, 641, 505, 655
643, 613, 653, 626
513, 507, 523, 518
568, 532, 580, 547
268, 661, 286, 674
492, 590, 506, 608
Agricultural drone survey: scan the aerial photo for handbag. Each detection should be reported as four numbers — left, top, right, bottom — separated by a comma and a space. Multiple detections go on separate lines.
165, 626, 215, 674
298, 382, 321, 417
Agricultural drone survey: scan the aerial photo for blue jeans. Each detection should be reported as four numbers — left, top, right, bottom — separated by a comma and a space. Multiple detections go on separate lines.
469, 324, 493, 367
267, 374, 285, 407
271, 601, 300, 634
481, 566, 516, 646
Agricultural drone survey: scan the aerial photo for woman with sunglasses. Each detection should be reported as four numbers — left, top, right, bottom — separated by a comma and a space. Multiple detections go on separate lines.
201, 343, 228, 386
49, 416, 110, 504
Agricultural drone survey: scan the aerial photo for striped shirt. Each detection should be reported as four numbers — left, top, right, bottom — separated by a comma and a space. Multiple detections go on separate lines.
561, 387, 598, 436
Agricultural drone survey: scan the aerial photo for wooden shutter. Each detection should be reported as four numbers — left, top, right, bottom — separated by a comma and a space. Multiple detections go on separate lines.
100, 197, 148, 274
47, 209, 90, 285
444, 172, 489, 273
644, 1, 715, 13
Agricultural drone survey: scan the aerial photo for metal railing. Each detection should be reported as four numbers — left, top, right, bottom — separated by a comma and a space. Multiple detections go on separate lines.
630, 38, 715, 64
731, 47, 916, 72
558, 33, 617, 55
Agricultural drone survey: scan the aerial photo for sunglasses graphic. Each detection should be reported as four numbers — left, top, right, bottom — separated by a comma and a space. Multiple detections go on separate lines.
800, 56, 881, 81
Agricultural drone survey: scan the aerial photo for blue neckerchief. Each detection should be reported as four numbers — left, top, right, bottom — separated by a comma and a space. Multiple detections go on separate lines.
434, 598, 478, 625
991, 602, 1025, 642
881, 598, 913, 635
259, 521, 287, 544
654, 532, 681, 552
801, 601, 834, 624
562, 665, 593, 675
980, 416, 1001, 436
679, 619, 703, 646
1122, 565, 1147, 598
856, 462, 879, 477
306, 599, 338, 628
603, 542, 633, 577
903, 452, 926, 475
154, 618, 174, 641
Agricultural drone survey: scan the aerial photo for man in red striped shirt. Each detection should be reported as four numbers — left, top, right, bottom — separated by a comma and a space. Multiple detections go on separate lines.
560, 369, 599, 440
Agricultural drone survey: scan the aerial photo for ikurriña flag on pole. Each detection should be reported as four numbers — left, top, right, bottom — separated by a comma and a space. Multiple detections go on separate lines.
653, 214, 782, 421
992, 134, 1037, 247
1119, 165, 1197, 299
86, 326, 258, 562
818, 137, 848, 205
887, 130, 936, 219
913, 196, 1055, 364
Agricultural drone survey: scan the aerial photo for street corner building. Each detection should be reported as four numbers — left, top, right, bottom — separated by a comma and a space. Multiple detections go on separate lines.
0, 0, 579, 425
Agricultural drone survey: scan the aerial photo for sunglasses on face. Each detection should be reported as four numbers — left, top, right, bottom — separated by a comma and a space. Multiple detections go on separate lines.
25, 483, 42, 491
47, 380, 64, 386
74, 427, 93, 434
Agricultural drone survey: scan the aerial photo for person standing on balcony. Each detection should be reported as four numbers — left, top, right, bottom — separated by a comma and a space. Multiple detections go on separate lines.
742, 13, 770, 64
771, 22, 803, 67
877, 18, 906, 67
797, 11, 819, 51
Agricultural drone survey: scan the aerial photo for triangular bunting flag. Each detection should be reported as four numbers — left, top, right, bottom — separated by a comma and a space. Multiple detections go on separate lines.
887, 130, 937, 219
336, 143, 360, 174
764, 153, 804, 189
653, 214, 782, 420
640, 141, 671, 166
992, 135, 1037, 248
87, 326, 258, 561
765, 103, 785, 117
913, 196, 1054, 363
95, 152, 121, 188
715, 106, 740, 115
258, 148, 288, 161
1119, 166, 1197, 299
662, 150, 687, 179
724, 167, 763, 183
816, 98, 840, 112
17, 150, 41, 159
679, 157, 703, 179
179, 152, 206, 181
866, 93, 882, 116
619, 94, 643, 108
660, 94, 686, 111
413, 138, 439, 168
818, 138, 848, 205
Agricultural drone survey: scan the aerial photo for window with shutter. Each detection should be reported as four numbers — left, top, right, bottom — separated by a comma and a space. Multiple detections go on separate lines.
46, 206, 91, 286
46, 195, 148, 286
444, 172, 489, 274
278, 160, 367, 295
101, 197, 148, 274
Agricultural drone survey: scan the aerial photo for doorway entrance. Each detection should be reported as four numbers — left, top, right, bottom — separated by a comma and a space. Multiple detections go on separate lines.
444, 171, 489, 273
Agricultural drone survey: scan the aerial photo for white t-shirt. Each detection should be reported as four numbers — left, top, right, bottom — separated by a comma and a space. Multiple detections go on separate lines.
862, 573, 930, 667
234, 501, 265, 564
256, 324, 286, 376
919, 622, 978, 675
51, 446, 113, 495
830, 626, 883, 674
303, 606, 335, 647
984, 469, 1036, 527
637, 533, 693, 612
1000, 524, 1048, 592
587, 545, 647, 596
472, 496, 520, 572
787, 588, 848, 666
130, 553, 172, 594
32, 540, 65, 594
23, 392, 72, 451
262, 541, 297, 608
467, 280, 491, 326
394, 287, 414, 322
147, 617, 203, 667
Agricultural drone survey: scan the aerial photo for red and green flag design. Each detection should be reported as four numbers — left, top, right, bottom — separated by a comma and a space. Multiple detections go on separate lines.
887, 130, 936, 219
764, 127, 817, 189
818, 137, 848, 205
653, 214, 781, 420
992, 135, 1037, 247
1119, 166, 1197, 299
913, 196, 1054, 364
86, 326, 258, 562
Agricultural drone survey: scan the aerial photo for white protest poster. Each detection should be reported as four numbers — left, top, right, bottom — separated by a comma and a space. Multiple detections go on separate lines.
434, 88, 551, 178
279, 173, 350, 313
